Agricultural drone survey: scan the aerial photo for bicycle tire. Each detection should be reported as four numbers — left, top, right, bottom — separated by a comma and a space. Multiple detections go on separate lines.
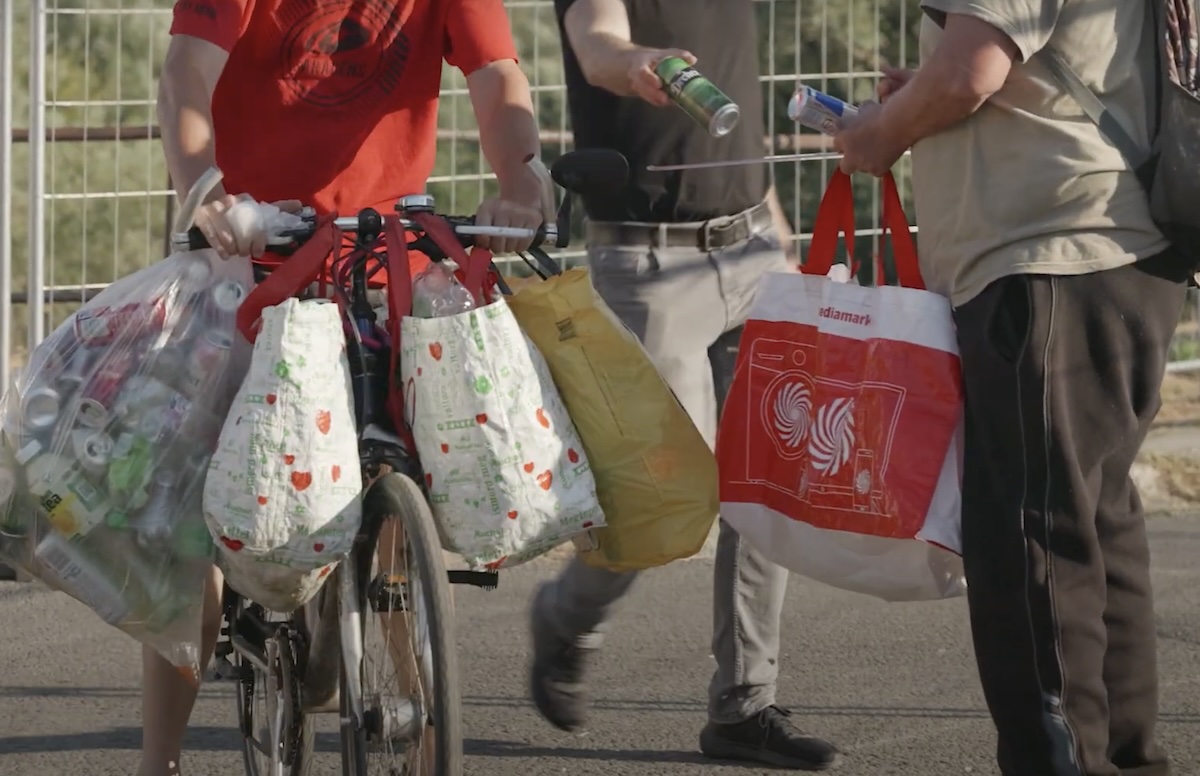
340, 471, 463, 775
235, 600, 315, 776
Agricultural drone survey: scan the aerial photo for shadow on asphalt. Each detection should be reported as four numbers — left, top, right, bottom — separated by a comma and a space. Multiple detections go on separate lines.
465, 739, 711, 764
0, 698, 1196, 759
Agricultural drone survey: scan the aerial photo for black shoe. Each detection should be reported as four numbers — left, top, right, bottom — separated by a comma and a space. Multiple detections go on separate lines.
700, 705, 841, 771
529, 597, 593, 732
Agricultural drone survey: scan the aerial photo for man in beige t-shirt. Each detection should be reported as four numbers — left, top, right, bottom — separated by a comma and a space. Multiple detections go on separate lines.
833, 1, 1192, 774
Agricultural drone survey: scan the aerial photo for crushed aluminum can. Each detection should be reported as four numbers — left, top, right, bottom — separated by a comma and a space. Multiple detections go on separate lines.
21, 385, 61, 434
58, 346, 94, 389
75, 398, 110, 430
73, 299, 168, 348
71, 429, 115, 480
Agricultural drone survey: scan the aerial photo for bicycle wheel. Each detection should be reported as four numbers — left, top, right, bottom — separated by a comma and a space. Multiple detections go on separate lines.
341, 471, 462, 775
234, 598, 315, 776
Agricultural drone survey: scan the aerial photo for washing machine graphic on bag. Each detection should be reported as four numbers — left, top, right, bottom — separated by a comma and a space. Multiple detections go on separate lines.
739, 332, 906, 519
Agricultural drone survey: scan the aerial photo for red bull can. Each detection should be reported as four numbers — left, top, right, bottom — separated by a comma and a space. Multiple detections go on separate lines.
73, 299, 168, 348
787, 85, 860, 135
80, 350, 136, 423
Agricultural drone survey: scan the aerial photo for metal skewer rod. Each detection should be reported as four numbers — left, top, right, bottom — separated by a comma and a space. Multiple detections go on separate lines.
646, 151, 844, 172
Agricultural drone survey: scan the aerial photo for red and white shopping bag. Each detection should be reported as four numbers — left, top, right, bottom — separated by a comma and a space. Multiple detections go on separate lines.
716, 171, 966, 602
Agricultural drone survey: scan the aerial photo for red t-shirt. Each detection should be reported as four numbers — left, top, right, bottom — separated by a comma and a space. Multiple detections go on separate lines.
170, 0, 519, 278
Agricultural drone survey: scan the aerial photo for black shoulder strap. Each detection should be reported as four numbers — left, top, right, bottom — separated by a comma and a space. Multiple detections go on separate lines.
1037, 0, 1161, 169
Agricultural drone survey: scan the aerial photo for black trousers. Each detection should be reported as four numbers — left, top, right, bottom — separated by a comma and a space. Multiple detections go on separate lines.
953, 249, 1192, 776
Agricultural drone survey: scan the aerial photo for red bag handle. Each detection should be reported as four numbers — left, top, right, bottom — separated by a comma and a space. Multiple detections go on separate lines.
236, 215, 340, 342
408, 211, 495, 305
802, 170, 924, 290
383, 216, 414, 441
802, 169, 856, 278
881, 173, 923, 290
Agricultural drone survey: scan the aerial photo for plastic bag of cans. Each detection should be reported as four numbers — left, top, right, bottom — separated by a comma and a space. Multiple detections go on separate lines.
0, 249, 253, 683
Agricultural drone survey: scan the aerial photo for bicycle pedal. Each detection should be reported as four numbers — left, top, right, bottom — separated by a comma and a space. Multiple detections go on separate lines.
448, 570, 499, 589
212, 657, 252, 682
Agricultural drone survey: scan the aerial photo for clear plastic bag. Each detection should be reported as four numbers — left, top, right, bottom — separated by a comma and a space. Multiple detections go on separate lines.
0, 248, 253, 683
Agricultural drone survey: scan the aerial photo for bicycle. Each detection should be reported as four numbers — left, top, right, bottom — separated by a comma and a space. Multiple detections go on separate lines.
174, 149, 626, 776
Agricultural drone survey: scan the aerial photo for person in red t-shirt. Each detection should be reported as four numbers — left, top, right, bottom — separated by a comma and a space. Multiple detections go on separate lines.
144, 2, 549, 773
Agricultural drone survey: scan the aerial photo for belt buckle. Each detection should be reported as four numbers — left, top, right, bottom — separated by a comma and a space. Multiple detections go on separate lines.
701, 219, 744, 252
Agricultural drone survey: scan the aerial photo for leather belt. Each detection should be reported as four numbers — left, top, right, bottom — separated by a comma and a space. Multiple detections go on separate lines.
585, 200, 774, 252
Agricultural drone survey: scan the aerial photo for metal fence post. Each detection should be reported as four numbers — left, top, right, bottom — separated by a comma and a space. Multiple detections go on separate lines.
0, 0, 14, 388
27, 0, 46, 351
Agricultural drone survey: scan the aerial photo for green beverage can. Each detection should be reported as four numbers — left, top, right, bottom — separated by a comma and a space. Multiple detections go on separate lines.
654, 56, 741, 138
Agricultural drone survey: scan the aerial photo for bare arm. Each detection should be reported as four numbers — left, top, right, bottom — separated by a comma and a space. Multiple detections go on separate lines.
878, 14, 1018, 150
157, 34, 230, 205
764, 185, 797, 259
832, 13, 1018, 177
561, 0, 693, 105
465, 60, 551, 252
467, 60, 544, 210
562, 0, 637, 96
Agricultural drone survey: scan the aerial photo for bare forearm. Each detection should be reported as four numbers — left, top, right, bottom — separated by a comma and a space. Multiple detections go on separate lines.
157, 71, 226, 203
878, 59, 987, 150
880, 14, 1017, 150
575, 34, 641, 96
563, 0, 639, 96
764, 185, 796, 258
470, 62, 542, 201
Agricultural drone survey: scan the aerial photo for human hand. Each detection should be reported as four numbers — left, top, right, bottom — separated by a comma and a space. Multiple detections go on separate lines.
624, 47, 698, 106
877, 66, 916, 104
194, 195, 303, 259
475, 157, 555, 254
832, 100, 909, 178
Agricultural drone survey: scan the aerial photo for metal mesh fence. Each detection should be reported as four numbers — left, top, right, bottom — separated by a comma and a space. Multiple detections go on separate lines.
2, 0, 1198, 409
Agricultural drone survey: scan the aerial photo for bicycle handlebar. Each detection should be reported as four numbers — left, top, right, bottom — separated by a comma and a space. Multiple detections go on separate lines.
170, 202, 559, 256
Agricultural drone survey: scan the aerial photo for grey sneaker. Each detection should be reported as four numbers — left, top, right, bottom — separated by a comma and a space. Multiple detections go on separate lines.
528, 587, 594, 732
700, 706, 841, 770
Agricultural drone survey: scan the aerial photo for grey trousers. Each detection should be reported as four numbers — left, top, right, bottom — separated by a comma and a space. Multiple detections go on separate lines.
534, 210, 794, 724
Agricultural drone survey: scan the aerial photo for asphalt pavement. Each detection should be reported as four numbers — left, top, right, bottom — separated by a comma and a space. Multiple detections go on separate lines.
2, 515, 1200, 776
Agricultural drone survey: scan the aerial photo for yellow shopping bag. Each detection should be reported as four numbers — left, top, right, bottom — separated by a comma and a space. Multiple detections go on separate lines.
506, 267, 719, 571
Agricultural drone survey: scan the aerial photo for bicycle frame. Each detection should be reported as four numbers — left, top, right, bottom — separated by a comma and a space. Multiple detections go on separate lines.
216, 195, 532, 775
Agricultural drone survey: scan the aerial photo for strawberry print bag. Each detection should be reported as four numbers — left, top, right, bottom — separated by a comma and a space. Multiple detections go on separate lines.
203, 297, 363, 612
398, 292, 606, 571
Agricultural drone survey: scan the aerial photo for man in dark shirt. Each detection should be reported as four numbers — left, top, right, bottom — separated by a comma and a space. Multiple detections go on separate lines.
527, 0, 840, 770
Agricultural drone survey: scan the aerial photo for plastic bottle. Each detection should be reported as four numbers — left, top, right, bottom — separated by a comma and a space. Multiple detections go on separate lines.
132, 468, 179, 550
411, 263, 475, 318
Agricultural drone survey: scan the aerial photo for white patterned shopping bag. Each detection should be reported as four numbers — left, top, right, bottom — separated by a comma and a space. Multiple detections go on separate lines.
203, 298, 363, 612
399, 297, 606, 570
